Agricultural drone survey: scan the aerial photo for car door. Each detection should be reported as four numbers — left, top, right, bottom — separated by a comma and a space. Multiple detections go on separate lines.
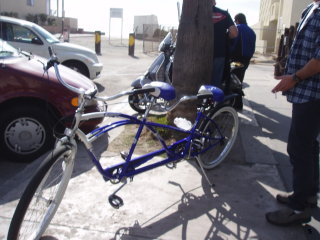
1, 22, 45, 56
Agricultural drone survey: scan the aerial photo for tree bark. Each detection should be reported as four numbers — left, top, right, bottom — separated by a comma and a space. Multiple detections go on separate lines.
168, 0, 213, 123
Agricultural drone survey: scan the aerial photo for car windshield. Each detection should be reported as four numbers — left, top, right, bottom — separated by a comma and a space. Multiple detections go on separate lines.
33, 25, 60, 44
0, 39, 19, 58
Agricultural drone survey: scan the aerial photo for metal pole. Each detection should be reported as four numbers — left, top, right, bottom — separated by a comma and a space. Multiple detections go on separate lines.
57, 0, 59, 17
121, 18, 123, 45
177, 1, 181, 22
61, 0, 64, 36
109, 16, 111, 42
48, 0, 51, 15
62, 0, 64, 18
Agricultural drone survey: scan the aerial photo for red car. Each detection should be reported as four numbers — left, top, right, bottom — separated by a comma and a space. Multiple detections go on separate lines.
0, 40, 103, 162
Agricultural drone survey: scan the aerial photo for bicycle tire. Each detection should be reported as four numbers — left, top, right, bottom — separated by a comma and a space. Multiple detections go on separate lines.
198, 105, 239, 169
7, 144, 75, 240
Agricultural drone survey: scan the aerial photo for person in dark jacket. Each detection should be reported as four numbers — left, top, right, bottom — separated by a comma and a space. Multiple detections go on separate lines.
211, 0, 238, 88
230, 13, 256, 83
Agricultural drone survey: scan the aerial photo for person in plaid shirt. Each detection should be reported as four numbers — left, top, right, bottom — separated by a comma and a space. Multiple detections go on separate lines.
266, 0, 320, 226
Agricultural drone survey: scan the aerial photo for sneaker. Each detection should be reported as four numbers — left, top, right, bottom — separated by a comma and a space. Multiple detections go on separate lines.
265, 208, 311, 226
276, 193, 318, 208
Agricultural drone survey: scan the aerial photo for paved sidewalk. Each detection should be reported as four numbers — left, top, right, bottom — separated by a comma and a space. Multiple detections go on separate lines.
0, 37, 319, 240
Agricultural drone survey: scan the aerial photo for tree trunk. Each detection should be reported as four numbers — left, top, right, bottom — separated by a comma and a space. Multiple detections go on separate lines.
168, 0, 213, 123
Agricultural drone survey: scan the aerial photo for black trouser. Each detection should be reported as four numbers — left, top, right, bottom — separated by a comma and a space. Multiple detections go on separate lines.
287, 100, 320, 210
231, 56, 251, 83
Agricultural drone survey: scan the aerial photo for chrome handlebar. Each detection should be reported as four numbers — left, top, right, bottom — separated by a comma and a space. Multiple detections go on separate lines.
47, 47, 86, 96
46, 47, 206, 111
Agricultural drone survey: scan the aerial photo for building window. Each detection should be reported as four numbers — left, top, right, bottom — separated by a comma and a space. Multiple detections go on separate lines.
27, 0, 35, 6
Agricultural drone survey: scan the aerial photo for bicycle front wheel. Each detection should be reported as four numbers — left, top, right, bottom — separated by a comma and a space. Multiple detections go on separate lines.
198, 105, 239, 169
8, 144, 75, 240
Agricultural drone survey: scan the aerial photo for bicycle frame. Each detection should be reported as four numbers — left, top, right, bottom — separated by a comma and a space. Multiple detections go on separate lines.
69, 102, 224, 183
50, 58, 233, 185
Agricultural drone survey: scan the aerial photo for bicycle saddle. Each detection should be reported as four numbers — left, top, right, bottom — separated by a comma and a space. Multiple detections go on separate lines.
198, 85, 224, 102
142, 81, 176, 101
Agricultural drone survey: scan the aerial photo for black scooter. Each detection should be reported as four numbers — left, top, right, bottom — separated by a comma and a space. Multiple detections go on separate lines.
128, 32, 175, 113
128, 33, 244, 113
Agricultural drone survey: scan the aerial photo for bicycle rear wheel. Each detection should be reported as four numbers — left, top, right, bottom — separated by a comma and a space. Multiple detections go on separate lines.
8, 144, 75, 240
198, 105, 239, 169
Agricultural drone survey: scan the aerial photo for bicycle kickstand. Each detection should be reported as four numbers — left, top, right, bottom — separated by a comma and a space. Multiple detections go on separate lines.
195, 157, 215, 188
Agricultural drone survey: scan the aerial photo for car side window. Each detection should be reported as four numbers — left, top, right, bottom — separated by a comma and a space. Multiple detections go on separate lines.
8, 23, 43, 45
0, 22, 13, 41
0, 22, 4, 39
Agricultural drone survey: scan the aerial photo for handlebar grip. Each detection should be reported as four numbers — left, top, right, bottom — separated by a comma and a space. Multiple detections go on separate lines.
133, 87, 156, 95
45, 47, 59, 71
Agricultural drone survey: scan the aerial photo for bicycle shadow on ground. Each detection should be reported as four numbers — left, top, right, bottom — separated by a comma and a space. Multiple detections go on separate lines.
108, 98, 318, 240
109, 160, 306, 240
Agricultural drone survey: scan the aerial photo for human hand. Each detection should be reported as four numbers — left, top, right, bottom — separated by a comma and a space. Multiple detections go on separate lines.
272, 75, 296, 93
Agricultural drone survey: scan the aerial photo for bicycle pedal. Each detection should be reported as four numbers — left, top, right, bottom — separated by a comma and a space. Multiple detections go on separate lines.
108, 194, 124, 209
166, 162, 176, 169
120, 151, 129, 160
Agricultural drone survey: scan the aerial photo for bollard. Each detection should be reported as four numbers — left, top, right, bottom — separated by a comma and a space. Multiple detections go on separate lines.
128, 33, 135, 56
95, 31, 101, 55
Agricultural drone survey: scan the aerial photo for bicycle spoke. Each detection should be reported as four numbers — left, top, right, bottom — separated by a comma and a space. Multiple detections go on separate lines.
198, 106, 239, 169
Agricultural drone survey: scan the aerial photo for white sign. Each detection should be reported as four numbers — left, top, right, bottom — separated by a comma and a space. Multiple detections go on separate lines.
110, 8, 123, 18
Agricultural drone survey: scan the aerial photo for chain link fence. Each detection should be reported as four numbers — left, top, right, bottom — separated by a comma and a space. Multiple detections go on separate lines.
139, 25, 278, 54
136, 24, 177, 53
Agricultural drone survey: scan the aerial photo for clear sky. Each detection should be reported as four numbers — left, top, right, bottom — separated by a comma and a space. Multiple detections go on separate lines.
64, 0, 260, 37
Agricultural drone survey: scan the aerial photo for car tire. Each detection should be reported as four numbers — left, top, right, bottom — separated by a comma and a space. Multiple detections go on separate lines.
0, 105, 55, 162
63, 61, 90, 78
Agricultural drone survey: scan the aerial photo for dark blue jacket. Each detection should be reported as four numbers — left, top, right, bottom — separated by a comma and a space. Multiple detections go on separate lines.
231, 24, 256, 58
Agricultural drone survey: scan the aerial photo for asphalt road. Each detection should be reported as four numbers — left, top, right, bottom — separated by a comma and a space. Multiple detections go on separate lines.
73, 35, 156, 96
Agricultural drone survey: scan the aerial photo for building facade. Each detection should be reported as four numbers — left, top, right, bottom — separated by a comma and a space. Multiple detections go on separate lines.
0, 0, 50, 19
255, 0, 310, 53
0, 0, 78, 33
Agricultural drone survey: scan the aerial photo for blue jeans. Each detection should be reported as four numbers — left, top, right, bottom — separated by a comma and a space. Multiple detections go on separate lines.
211, 57, 225, 88
287, 100, 320, 210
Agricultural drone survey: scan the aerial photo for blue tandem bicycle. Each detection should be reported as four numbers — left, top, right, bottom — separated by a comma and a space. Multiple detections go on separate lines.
8, 52, 239, 240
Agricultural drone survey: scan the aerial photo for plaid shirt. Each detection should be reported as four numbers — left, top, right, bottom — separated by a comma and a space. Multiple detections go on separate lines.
284, 3, 320, 103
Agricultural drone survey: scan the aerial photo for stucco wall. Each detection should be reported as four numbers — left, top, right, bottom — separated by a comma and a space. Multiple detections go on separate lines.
258, 0, 311, 53
1, 0, 49, 19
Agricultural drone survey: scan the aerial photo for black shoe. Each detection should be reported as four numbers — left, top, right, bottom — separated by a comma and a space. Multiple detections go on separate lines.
266, 208, 311, 226
276, 193, 318, 208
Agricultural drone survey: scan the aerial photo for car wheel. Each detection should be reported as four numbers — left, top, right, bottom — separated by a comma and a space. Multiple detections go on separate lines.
63, 61, 90, 78
0, 105, 55, 162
